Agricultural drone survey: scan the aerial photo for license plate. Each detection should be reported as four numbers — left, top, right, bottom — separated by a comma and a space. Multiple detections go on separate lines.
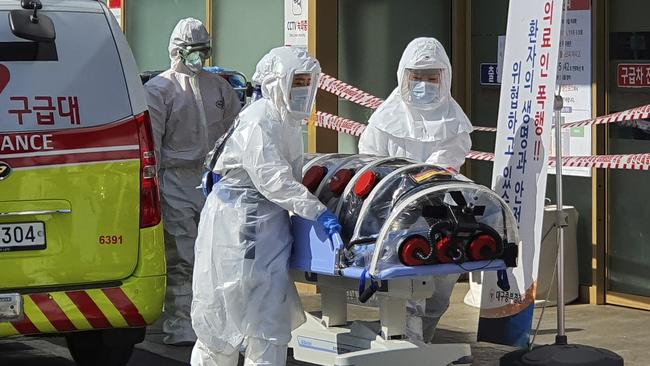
0, 293, 23, 321
0, 222, 46, 252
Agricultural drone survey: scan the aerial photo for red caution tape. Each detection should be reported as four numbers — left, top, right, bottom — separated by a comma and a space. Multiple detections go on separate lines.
466, 150, 650, 171
472, 126, 498, 132
553, 153, 650, 171
314, 111, 367, 137
312, 112, 650, 171
465, 150, 496, 162
472, 104, 650, 132
562, 103, 650, 129
318, 73, 385, 109
313, 74, 650, 171
315, 74, 650, 134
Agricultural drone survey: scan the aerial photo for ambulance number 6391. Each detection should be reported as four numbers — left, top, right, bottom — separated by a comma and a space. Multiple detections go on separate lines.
99, 235, 123, 245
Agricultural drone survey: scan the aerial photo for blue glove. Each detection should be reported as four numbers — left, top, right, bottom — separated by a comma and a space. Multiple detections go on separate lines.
317, 210, 342, 237
200, 171, 222, 197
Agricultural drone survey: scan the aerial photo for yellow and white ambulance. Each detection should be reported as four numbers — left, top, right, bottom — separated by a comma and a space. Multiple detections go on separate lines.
0, 1, 166, 365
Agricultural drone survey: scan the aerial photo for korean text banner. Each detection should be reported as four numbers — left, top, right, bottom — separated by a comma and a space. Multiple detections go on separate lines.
477, 0, 564, 348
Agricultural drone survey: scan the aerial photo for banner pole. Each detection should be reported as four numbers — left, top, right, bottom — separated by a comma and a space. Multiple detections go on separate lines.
554, 94, 568, 345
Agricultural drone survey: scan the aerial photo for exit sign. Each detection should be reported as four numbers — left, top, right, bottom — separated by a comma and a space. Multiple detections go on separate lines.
480, 63, 500, 86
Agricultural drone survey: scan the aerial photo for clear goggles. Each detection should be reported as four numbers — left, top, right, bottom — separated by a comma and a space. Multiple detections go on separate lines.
179, 42, 211, 60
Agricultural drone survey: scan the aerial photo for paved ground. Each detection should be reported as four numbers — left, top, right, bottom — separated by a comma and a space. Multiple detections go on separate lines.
0, 336, 185, 366
2, 282, 648, 365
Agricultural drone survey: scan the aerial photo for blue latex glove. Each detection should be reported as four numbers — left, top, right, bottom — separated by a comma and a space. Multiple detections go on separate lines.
317, 210, 342, 237
200, 171, 222, 197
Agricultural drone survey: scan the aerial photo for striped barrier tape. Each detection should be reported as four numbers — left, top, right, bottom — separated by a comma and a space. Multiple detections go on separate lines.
555, 153, 650, 171
472, 126, 498, 132
314, 111, 367, 137
562, 103, 650, 129
318, 73, 385, 109
465, 150, 497, 162
313, 111, 650, 171
402, 105, 650, 133
471, 103, 650, 132
315, 74, 650, 133
466, 150, 650, 171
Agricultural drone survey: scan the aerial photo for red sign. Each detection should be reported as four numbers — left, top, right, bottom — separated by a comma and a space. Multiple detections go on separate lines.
108, 0, 121, 8
567, 0, 590, 11
7, 95, 80, 126
618, 64, 650, 88
0, 64, 9, 95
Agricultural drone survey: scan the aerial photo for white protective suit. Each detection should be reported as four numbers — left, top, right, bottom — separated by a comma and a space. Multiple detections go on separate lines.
190, 47, 328, 366
358, 37, 474, 343
144, 18, 241, 345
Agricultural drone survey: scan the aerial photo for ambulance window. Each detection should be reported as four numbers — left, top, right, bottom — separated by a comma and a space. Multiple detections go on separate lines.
0, 10, 132, 133
0, 41, 58, 61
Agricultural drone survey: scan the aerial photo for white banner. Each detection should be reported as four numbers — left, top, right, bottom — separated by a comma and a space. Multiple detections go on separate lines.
478, 0, 565, 347
284, 0, 309, 48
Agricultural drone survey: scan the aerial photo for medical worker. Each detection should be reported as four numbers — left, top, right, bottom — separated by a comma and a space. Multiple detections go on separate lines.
144, 18, 241, 346
358, 37, 474, 343
190, 46, 341, 366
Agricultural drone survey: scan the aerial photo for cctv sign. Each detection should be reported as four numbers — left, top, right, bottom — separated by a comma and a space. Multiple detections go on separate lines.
284, 0, 308, 48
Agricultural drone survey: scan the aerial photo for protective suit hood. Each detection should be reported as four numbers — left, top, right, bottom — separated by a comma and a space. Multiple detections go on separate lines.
168, 18, 211, 73
368, 37, 473, 142
252, 46, 320, 122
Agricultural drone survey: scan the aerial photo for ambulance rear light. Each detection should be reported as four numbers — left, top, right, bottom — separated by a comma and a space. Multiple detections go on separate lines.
136, 112, 162, 228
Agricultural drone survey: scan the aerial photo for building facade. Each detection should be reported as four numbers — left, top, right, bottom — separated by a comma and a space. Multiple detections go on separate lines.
112, 0, 650, 311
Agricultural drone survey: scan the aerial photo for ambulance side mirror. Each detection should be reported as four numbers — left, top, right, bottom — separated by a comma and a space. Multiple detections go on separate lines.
9, 2, 56, 43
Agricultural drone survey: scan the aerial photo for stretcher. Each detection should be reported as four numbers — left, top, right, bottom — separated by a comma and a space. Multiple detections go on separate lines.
288, 154, 520, 366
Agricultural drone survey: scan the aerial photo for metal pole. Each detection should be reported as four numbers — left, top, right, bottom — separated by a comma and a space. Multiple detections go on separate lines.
554, 94, 567, 345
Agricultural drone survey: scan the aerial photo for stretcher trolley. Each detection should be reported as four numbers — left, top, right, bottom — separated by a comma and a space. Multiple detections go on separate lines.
289, 154, 520, 366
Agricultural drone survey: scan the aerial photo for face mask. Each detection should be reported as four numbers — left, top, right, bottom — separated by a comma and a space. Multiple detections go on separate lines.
289, 86, 311, 114
184, 51, 205, 73
409, 80, 440, 105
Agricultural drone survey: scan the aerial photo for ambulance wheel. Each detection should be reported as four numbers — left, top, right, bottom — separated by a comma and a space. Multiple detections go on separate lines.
66, 328, 145, 366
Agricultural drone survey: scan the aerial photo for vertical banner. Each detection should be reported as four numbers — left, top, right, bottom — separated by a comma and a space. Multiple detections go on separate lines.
284, 0, 309, 48
478, 0, 564, 347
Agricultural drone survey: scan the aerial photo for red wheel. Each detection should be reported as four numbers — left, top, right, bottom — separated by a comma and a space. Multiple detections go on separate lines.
435, 237, 455, 264
398, 235, 431, 266
467, 234, 498, 261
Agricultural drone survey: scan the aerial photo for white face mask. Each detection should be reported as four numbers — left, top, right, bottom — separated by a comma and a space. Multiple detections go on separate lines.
184, 51, 205, 73
409, 80, 440, 105
289, 86, 311, 114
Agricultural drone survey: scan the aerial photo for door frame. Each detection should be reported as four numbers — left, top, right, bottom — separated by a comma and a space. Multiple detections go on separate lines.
600, 0, 650, 309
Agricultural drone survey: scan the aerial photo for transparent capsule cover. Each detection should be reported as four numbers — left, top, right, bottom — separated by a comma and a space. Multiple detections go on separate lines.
316, 155, 378, 212
336, 158, 415, 244
366, 183, 520, 275
350, 165, 456, 245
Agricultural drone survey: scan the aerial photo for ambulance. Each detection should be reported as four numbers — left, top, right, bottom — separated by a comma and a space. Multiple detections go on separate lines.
0, 1, 165, 365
